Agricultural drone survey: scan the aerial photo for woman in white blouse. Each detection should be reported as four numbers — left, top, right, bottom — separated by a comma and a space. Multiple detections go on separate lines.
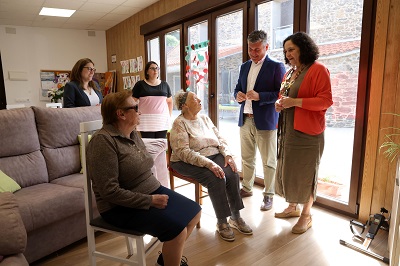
169, 91, 253, 242
63, 58, 103, 108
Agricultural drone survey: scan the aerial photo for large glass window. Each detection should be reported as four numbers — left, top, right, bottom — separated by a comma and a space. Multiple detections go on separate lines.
216, 9, 243, 168
148, 37, 160, 65
309, 0, 364, 203
165, 29, 181, 121
254, 0, 294, 178
187, 21, 209, 116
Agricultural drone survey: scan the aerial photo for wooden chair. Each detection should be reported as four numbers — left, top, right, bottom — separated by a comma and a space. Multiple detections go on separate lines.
80, 120, 159, 266
166, 132, 207, 228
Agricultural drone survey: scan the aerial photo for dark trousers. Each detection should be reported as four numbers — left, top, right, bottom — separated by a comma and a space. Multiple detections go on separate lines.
171, 153, 244, 219
140, 130, 167, 139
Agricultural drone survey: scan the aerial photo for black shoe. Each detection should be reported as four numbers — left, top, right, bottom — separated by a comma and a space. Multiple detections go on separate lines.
156, 251, 164, 266
156, 252, 189, 266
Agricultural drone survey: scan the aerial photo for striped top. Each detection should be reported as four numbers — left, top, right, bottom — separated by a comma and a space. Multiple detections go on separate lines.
132, 80, 172, 132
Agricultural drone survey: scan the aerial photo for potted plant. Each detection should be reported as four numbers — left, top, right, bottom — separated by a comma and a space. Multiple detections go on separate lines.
380, 113, 400, 162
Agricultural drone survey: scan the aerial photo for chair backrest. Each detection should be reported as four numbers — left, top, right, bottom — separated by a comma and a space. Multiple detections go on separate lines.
6, 104, 25, 109
46, 103, 62, 108
80, 120, 103, 222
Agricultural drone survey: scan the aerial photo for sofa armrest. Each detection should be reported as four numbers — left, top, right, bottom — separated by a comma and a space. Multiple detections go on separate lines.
141, 138, 169, 188
0, 192, 27, 263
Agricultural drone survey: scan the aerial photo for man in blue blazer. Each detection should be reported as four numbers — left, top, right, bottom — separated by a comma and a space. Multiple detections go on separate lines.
233, 30, 285, 211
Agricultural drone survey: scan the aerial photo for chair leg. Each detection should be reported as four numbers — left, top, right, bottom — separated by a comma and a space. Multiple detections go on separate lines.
194, 183, 201, 228
169, 172, 175, 190
87, 227, 97, 266
135, 237, 146, 265
125, 237, 134, 256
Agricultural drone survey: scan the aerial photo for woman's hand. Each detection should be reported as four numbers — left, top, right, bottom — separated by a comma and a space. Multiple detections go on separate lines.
279, 96, 303, 109
275, 98, 284, 112
224, 155, 237, 173
208, 163, 225, 179
151, 194, 169, 209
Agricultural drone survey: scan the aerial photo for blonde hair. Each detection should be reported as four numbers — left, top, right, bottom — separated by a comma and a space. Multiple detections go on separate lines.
174, 91, 190, 110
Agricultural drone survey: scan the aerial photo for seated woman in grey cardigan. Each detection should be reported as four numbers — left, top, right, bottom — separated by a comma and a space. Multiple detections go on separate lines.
86, 90, 201, 265
169, 91, 253, 242
63, 58, 103, 108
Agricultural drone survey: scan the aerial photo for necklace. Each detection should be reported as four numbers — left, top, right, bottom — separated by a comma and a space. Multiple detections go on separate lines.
280, 65, 306, 97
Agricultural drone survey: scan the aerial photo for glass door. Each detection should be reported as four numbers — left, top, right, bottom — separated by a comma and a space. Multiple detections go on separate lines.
185, 19, 209, 116
308, 0, 365, 214
215, 6, 245, 169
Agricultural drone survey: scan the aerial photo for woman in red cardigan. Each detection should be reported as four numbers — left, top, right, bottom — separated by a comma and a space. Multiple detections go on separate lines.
274, 32, 333, 234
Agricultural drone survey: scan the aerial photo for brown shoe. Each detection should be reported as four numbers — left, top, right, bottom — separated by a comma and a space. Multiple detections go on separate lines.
216, 223, 235, 242
239, 188, 253, 198
229, 217, 253, 235
275, 205, 301, 218
292, 214, 312, 234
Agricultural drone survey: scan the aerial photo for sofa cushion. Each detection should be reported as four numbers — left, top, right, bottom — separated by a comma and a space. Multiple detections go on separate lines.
0, 151, 48, 188
32, 106, 101, 181
0, 192, 27, 256
0, 108, 40, 158
14, 183, 85, 232
0, 108, 47, 187
0, 170, 21, 193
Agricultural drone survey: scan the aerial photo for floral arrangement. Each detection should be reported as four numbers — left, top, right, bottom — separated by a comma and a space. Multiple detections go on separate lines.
47, 84, 64, 103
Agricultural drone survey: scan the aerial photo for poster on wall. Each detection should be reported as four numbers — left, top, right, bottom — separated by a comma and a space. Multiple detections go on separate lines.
121, 60, 130, 74
137, 56, 143, 72
103, 71, 116, 96
40, 70, 71, 102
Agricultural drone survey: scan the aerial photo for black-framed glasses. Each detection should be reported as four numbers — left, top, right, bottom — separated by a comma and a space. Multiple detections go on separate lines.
122, 105, 139, 112
149, 67, 160, 71
83, 66, 96, 72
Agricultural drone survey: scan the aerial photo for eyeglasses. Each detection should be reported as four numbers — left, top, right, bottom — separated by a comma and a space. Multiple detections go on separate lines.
83, 67, 96, 72
122, 105, 139, 112
149, 67, 160, 71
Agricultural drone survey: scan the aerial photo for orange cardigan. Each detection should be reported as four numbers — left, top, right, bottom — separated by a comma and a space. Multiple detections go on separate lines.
281, 62, 333, 135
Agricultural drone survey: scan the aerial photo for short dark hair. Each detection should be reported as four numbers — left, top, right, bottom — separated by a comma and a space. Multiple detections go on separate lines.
101, 90, 133, 125
283, 32, 319, 66
144, 61, 158, 80
247, 30, 268, 45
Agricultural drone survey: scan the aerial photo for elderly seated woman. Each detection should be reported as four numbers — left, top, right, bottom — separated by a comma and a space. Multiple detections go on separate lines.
169, 91, 252, 242
86, 90, 201, 266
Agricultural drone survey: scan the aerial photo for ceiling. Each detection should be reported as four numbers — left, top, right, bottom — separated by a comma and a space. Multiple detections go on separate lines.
0, 0, 159, 31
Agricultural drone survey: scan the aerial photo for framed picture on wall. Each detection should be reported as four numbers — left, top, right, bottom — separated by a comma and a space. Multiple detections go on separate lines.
40, 70, 71, 102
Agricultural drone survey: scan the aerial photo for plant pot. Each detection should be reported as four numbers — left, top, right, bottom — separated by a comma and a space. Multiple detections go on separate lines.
317, 180, 344, 198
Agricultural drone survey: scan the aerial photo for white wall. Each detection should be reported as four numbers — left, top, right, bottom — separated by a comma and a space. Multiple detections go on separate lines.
0, 26, 107, 107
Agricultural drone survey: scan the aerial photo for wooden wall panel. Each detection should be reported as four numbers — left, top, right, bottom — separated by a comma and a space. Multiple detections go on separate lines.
106, 0, 195, 92
360, 0, 400, 221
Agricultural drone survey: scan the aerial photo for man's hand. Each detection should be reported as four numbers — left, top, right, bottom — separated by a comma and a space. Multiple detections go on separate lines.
236, 91, 247, 102
246, 90, 259, 101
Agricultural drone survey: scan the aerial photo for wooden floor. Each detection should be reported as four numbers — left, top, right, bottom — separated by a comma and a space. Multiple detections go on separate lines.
32, 182, 390, 266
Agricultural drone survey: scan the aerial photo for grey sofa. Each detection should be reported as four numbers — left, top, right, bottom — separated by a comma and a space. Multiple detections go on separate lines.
0, 106, 168, 264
